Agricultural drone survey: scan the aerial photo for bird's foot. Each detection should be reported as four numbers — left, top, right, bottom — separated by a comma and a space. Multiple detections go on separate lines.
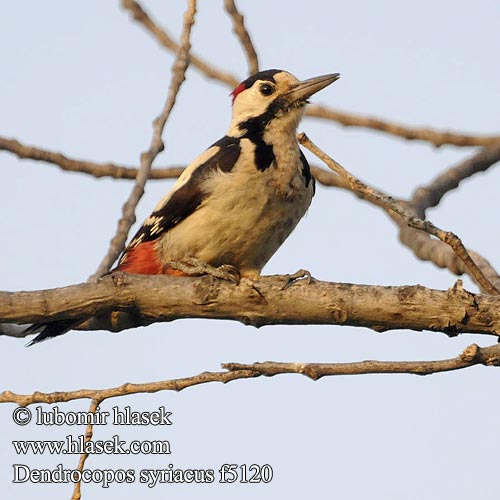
282, 269, 314, 290
168, 258, 240, 284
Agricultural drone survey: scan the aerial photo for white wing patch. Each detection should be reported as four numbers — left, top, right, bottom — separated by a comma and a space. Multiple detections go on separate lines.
150, 145, 220, 214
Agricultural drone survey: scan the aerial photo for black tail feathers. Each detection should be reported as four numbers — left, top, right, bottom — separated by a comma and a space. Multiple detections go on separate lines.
24, 319, 82, 346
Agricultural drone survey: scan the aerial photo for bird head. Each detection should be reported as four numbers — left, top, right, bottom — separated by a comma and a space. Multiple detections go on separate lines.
229, 69, 339, 137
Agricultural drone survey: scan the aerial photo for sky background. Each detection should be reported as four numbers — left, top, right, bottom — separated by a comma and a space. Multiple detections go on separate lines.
1, 0, 499, 498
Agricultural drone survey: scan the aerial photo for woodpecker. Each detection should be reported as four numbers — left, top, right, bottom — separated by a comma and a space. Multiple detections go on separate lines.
26, 69, 340, 344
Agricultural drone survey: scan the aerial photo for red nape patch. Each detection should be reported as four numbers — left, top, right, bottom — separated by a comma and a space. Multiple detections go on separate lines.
115, 241, 163, 275
231, 83, 246, 103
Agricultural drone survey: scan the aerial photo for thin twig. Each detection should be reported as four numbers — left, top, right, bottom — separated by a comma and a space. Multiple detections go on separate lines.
223, 0, 259, 74
71, 398, 100, 500
410, 142, 500, 217
1, 343, 500, 408
397, 221, 500, 293
0, 135, 184, 180
306, 105, 500, 148
0, 370, 259, 406
122, 0, 238, 87
298, 132, 500, 295
223, 343, 500, 377
89, 0, 198, 282
120, 0, 500, 148
396, 143, 500, 292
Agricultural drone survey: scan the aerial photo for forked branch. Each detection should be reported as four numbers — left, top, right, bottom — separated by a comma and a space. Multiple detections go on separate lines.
298, 133, 500, 295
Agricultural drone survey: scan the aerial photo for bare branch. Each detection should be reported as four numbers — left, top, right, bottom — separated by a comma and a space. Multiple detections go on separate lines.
120, 1, 498, 148
122, 0, 239, 87
71, 398, 100, 500
410, 142, 500, 218
90, 0, 197, 281
0, 369, 259, 407
223, 0, 259, 74
398, 222, 500, 293
394, 144, 500, 292
306, 105, 500, 148
223, 342, 500, 377
1, 274, 500, 337
298, 132, 500, 295
0, 136, 184, 180
1, 343, 500, 408
311, 166, 349, 189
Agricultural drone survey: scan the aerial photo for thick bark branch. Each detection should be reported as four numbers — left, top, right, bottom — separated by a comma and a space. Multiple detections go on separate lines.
1, 274, 500, 337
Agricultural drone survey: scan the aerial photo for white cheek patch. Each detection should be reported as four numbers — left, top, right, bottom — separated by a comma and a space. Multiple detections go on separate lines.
232, 88, 271, 122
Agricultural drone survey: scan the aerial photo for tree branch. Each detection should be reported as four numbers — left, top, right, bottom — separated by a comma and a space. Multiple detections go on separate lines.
0, 136, 184, 180
223, 0, 259, 74
1, 274, 500, 337
71, 398, 100, 500
397, 222, 500, 293
89, 0, 197, 281
299, 132, 500, 295
1, 342, 500, 408
394, 144, 500, 292
306, 105, 500, 148
223, 342, 500, 377
120, 0, 500, 148
122, 0, 239, 87
410, 142, 500, 218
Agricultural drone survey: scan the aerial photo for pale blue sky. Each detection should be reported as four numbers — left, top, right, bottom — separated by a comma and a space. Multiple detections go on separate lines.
1, 1, 499, 498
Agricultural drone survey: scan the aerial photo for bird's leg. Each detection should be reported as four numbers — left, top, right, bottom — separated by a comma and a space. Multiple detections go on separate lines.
167, 258, 240, 284
282, 269, 314, 290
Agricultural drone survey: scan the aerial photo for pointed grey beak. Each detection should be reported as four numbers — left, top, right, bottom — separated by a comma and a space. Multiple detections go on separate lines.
285, 73, 340, 104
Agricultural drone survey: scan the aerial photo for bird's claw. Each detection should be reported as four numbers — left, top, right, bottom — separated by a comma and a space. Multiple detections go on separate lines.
282, 269, 313, 290
169, 259, 240, 284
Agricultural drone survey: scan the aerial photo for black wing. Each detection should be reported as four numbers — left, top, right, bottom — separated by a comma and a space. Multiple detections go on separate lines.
122, 135, 241, 253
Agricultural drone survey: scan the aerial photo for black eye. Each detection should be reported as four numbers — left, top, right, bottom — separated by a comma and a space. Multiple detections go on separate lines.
259, 83, 275, 96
